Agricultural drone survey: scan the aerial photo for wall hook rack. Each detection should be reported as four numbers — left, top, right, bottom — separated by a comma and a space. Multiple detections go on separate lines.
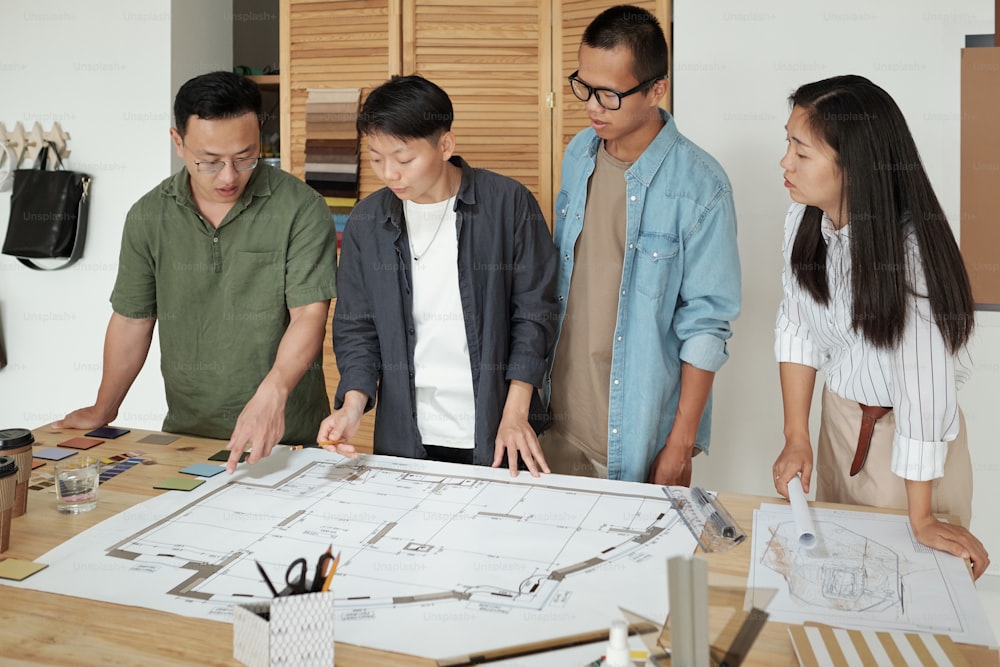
0, 121, 72, 167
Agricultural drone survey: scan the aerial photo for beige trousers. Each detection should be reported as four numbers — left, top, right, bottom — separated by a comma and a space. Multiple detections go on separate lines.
816, 386, 973, 528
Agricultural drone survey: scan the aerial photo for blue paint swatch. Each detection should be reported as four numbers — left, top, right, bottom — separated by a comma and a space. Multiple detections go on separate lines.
179, 463, 225, 478
33, 448, 77, 461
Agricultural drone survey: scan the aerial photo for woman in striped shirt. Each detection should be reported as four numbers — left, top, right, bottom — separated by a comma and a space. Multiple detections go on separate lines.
771, 75, 989, 579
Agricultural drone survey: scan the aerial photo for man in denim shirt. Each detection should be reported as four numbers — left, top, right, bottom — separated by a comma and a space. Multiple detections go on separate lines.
543, 5, 741, 484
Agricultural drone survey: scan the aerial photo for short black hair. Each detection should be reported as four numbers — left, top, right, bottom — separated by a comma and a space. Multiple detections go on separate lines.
357, 75, 453, 140
582, 5, 668, 84
173, 71, 262, 137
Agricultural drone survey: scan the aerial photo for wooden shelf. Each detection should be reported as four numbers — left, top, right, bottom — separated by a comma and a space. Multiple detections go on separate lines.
247, 74, 279, 89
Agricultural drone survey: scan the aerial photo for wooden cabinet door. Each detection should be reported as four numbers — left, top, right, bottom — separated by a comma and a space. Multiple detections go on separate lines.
282, 0, 671, 219
404, 0, 552, 217
280, 0, 402, 187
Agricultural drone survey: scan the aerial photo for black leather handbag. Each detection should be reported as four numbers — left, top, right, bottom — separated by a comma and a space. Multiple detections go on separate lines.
2, 141, 91, 270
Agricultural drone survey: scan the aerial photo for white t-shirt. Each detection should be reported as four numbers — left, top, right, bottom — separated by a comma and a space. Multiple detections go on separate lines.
405, 196, 475, 449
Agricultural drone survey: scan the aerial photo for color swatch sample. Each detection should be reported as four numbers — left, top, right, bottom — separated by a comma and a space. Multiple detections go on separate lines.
208, 449, 247, 463
98, 457, 145, 484
59, 437, 104, 450
137, 434, 179, 445
0, 559, 48, 581
84, 427, 130, 439
27, 472, 55, 491
153, 477, 205, 491
33, 448, 77, 461
179, 463, 225, 478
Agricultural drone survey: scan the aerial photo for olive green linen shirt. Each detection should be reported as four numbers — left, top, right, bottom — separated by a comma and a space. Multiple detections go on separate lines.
110, 164, 337, 442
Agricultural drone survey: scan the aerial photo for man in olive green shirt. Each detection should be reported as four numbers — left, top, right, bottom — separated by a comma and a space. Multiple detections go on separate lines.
56, 72, 337, 468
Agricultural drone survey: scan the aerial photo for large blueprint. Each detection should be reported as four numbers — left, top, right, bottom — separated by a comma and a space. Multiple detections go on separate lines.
9, 449, 697, 659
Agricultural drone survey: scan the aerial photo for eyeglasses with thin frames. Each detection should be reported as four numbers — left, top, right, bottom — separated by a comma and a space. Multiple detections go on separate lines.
567, 70, 663, 111
193, 156, 261, 174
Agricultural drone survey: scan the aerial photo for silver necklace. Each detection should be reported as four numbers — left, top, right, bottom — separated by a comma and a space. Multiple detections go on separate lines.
409, 176, 458, 261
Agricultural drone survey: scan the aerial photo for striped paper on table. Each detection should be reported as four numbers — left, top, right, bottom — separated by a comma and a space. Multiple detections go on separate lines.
789, 624, 970, 666
304, 88, 361, 203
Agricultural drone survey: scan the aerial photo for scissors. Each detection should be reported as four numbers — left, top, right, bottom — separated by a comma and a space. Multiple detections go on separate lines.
280, 551, 336, 595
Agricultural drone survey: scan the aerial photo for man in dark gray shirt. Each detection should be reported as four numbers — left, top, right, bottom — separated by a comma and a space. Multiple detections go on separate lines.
317, 75, 557, 477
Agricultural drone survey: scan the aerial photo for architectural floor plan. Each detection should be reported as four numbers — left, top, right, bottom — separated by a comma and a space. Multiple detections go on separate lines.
10, 449, 698, 659
748, 503, 996, 646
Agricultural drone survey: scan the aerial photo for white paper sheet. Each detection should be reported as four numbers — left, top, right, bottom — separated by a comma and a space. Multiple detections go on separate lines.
5, 449, 698, 660
748, 503, 996, 647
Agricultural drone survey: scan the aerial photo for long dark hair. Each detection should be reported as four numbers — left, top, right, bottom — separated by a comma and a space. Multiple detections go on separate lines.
789, 75, 973, 353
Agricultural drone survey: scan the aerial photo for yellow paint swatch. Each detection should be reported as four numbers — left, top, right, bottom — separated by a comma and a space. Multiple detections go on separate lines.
0, 558, 48, 581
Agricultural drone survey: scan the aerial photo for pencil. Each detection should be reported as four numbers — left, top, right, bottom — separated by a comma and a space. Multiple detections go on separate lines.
288, 439, 346, 451
321, 551, 341, 592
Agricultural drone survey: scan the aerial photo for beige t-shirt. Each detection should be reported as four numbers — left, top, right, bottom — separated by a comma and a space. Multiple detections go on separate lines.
547, 142, 631, 465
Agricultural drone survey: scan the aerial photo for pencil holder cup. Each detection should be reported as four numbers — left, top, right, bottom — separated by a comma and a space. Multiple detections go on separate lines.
233, 591, 335, 667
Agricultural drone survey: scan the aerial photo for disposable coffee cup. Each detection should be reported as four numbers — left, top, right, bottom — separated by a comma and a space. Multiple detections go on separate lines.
0, 428, 34, 517
0, 455, 18, 552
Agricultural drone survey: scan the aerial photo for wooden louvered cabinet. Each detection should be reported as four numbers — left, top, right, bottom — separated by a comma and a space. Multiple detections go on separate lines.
277, 0, 670, 451
279, 0, 670, 221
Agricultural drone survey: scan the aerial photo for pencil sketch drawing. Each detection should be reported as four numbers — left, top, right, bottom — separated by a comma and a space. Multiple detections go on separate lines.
761, 521, 902, 613
747, 503, 996, 646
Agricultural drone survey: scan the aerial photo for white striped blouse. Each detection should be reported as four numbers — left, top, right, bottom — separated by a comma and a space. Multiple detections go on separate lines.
774, 203, 972, 481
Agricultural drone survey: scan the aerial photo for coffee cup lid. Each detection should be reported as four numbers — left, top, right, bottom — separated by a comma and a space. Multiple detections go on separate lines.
0, 455, 17, 476
0, 428, 34, 450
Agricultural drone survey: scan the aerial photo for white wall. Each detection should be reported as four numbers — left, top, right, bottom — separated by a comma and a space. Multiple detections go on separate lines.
0, 0, 230, 430
171, 0, 234, 173
675, 0, 1000, 574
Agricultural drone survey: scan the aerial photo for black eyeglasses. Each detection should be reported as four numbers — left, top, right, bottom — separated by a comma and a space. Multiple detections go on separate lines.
567, 70, 663, 111
193, 156, 260, 174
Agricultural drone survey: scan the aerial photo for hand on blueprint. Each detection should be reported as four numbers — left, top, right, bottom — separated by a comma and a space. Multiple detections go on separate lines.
492, 380, 549, 478
772, 438, 814, 498
492, 413, 549, 478
647, 432, 694, 486
314, 390, 366, 459
225, 384, 287, 473
910, 514, 990, 581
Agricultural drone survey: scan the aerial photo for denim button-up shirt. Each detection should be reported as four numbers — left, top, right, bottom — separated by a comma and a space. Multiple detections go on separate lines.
545, 110, 741, 481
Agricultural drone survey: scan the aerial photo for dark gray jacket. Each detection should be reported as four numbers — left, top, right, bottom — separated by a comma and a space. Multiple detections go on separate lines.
333, 156, 558, 465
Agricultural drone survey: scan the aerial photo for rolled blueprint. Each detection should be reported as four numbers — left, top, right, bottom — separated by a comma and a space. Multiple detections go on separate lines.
786, 475, 817, 549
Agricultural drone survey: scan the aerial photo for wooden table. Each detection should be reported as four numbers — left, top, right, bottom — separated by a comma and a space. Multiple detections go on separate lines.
0, 425, 995, 666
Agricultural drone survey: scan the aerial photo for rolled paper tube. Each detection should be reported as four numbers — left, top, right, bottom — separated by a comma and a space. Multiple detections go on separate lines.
787, 475, 817, 549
